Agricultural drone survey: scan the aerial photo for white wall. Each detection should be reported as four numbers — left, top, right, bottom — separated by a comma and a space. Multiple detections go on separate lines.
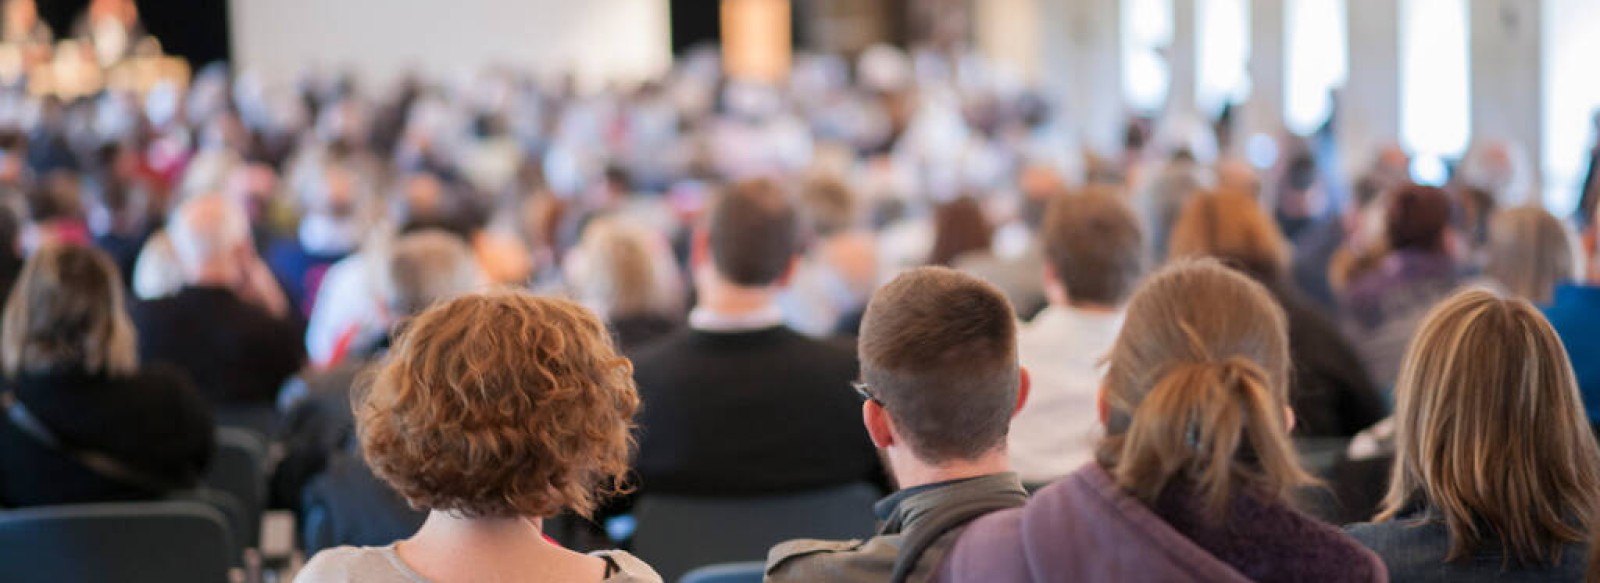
229, 0, 673, 88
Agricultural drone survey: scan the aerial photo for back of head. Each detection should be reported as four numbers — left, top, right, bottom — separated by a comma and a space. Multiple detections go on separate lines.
1381, 289, 1600, 566
1483, 206, 1575, 305
566, 217, 682, 320
1386, 184, 1453, 253
1167, 189, 1291, 277
707, 179, 799, 287
1040, 186, 1144, 307
358, 291, 639, 519
801, 176, 859, 238
1099, 259, 1311, 516
930, 196, 993, 267
167, 194, 250, 279
2, 244, 136, 377
383, 230, 482, 318
858, 266, 1018, 463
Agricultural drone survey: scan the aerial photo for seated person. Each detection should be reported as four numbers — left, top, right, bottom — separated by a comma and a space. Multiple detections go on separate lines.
0, 244, 212, 506
131, 194, 305, 413
1009, 187, 1143, 485
1544, 203, 1600, 431
939, 260, 1384, 582
1348, 290, 1600, 580
295, 291, 660, 582
630, 179, 880, 497
766, 267, 1029, 582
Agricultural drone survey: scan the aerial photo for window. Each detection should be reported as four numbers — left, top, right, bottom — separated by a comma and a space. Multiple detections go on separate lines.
1543, 0, 1600, 215
1196, 0, 1251, 117
1122, 0, 1173, 114
1284, 0, 1348, 135
1400, 0, 1471, 185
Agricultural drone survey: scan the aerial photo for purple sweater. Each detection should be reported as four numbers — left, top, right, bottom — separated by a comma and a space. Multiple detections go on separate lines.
935, 464, 1387, 583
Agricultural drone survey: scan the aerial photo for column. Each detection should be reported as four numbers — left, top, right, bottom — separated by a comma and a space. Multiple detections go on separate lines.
1037, 0, 1124, 155
1471, 0, 1543, 200
1166, 0, 1199, 122
1339, 0, 1401, 176
1240, 0, 1285, 156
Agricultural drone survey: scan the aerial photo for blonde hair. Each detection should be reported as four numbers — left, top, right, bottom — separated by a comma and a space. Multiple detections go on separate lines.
564, 217, 683, 320
1483, 206, 1577, 305
1378, 289, 1600, 566
1166, 189, 1291, 275
1098, 259, 1315, 517
2, 244, 139, 377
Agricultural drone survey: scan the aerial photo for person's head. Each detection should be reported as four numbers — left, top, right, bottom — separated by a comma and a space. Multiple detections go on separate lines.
1167, 189, 1291, 278
357, 291, 639, 519
166, 194, 251, 284
1039, 186, 1144, 309
858, 267, 1025, 466
381, 230, 482, 320
1483, 206, 1577, 305
800, 175, 860, 239
564, 217, 685, 321
695, 179, 799, 288
929, 196, 993, 267
1385, 184, 1453, 253
1098, 259, 1313, 516
2, 244, 137, 377
1379, 289, 1600, 566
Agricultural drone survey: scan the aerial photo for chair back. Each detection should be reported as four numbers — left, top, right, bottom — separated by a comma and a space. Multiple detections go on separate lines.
680, 561, 766, 583
0, 500, 237, 583
632, 482, 878, 582
205, 426, 268, 547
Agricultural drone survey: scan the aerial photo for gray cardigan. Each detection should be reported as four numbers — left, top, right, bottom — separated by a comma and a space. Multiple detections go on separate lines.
1347, 513, 1587, 582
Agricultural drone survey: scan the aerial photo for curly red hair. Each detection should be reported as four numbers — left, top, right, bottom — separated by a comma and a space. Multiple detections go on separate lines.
356, 290, 639, 518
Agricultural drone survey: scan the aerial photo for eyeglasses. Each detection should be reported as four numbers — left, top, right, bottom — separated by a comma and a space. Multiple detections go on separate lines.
852, 381, 883, 407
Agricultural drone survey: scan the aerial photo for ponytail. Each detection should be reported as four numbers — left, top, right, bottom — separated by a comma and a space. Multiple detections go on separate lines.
1111, 356, 1314, 517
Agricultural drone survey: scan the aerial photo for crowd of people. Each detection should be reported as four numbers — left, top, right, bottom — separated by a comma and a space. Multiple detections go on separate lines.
0, 36, 1598, 582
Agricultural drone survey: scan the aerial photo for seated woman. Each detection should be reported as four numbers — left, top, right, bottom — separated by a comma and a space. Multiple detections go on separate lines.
1168, 189, 1386, 437
0, 243, 213, 506
1347, 289, 1600, 580
939, 260, 1384, 582
295, 291, 659, 582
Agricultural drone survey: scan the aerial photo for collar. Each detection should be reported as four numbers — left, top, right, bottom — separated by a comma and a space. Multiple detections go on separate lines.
875, 472, 1026, 535
688, 304, 786, 333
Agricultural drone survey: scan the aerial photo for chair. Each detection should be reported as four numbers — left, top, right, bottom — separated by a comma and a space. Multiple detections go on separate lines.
680, 561, 766, 583
631, 482, 879, 582
205, 426, 269, 548
0, 500, 237, 583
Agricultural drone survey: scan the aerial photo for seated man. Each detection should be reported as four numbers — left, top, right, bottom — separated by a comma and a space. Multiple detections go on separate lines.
1008, 188, 1143, 486
766, 267, 1030, 583
131, 194, 304, 414
631, 179, 880, 497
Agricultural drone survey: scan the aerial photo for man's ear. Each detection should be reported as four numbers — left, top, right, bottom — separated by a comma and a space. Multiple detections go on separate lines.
773, 255, 800, 287
1042, 264, 1067, 306
1012, 366, 1031, 417
1283, 405, 1297, 434
1096, 385, 1109, 425
689, 227, 710, 271
863, 400, 895, 449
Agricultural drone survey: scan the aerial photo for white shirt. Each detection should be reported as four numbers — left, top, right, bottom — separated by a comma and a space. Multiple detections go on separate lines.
1008, 305, 1125, 485
687, 304, 786, 333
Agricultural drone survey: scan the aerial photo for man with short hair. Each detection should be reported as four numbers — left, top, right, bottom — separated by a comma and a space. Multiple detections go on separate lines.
766, 266, 1030, 583
132, 194, 304, 411
630, 179, 880, 497
1007, 188, 1144, 486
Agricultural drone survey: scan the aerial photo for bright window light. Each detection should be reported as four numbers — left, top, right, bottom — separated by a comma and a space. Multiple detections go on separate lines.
1197, 0, 1251, 117
1400, 0, 1471, 179
1543, 0, 1600, 216
1122, 0, 1173, 114
1284, 0, 1348, 135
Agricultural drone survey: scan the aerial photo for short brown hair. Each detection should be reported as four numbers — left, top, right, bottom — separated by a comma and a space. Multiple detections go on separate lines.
1040, 186, 1144, 306
357, 291, 639, 519
708, 179, 799, 286
2, 244, 137, 377
1386, 184, 1453, 252
858, 267, 1019, 463
800, 176, 859, 237
1380, 289, 1600, 566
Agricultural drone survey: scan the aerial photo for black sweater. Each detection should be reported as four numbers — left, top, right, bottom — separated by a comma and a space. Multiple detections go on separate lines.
132, 286, 306, 407
0, 365, 214, 507
630, 326, 881, 497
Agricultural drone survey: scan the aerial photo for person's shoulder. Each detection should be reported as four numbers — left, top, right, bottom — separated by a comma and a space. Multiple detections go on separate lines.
295, 546, 411, 583
590, 550, 665, 583
766, 537, 887, 583
1344, 517, 1438, 552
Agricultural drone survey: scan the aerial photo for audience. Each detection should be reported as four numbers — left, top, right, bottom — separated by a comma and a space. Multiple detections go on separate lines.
939, 260, 1384, 582
1481, 205, 1576, 304
1007, 187, 1143, 486
1547, 206, 1600, 431
767, 267, 1028, 582
563, 216, 685, 351
295, 291, 660, 582
1348, 289, 1600, 580
0, 244, 211, 506
781, 176, 878, 337
131, 194, 305, 415
1340, 184, 1462, 388
630, 179, 881, 497
1167, 189, 1386, 437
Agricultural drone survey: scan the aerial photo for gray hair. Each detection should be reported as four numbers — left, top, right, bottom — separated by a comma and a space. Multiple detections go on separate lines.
382, 231, 483, 317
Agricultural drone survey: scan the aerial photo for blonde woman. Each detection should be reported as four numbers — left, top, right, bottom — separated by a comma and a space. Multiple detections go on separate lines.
1481, 206, 1579, 304
0, 244, 213, 506
1347, 290, 1600, 580
563, 216, 685, 351
940, 260, 1384, 582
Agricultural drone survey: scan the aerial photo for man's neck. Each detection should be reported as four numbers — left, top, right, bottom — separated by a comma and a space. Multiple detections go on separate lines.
1061, 299, 1119, 315
695, 271, 781, 318
889, 449, 1010, 491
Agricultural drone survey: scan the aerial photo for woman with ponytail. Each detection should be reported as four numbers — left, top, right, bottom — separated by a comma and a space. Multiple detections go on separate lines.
936, 260, 1385, 582
1347, 289, 1600, 581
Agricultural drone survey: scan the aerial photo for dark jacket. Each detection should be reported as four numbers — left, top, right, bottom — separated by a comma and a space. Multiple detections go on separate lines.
300, 450, 426, 555
1348, 510, 1587, 582
937, 463, 1386, 583
132, 286, 306, 407
1253, 271, 1388, 437
0, 365, 213, 506
630, 325, 880, 497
